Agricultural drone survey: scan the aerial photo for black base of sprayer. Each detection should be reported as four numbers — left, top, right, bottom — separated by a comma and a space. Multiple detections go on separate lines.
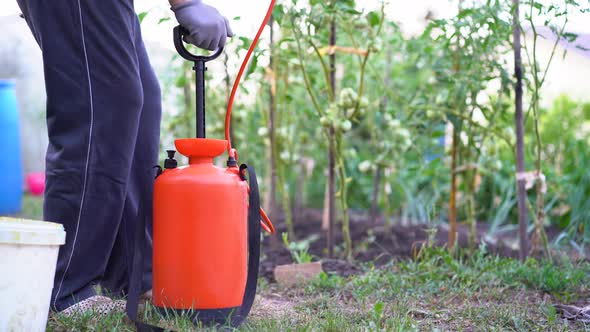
154, 306, 241, 326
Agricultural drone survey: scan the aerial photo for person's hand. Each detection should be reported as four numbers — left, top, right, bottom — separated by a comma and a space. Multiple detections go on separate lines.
171, 0, 233, 51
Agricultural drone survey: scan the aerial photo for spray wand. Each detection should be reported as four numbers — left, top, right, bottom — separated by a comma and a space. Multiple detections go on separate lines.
225, 0, 277, 232
225, 0, 277, 159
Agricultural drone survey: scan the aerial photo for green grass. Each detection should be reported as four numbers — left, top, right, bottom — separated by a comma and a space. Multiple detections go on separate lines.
20, 194, 44, 220
44, 247, 590, 331
20, 197, 589, 331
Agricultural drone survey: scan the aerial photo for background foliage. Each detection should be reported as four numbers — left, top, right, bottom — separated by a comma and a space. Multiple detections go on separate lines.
161, 0, 590, 256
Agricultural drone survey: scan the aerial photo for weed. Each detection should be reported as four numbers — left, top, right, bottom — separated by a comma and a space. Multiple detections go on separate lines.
282, 232, 317, 264
307, 271, 345, 293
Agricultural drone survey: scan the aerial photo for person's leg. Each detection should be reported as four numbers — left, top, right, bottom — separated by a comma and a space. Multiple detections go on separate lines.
101, 16, 162, 297
16, 0, 145, 311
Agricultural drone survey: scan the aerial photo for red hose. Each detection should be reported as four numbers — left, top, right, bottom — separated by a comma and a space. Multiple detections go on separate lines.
225, 0, 276, 156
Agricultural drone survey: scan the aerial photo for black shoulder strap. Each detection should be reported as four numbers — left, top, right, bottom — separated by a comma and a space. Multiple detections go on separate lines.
231, 164, 261, 325
126, 164, 261, 331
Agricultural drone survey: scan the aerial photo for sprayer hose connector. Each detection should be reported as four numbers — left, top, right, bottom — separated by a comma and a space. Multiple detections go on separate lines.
227, 157, 238, 168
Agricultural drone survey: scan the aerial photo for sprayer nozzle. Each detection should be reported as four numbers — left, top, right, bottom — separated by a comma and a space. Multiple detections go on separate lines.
226, 156, 238, 167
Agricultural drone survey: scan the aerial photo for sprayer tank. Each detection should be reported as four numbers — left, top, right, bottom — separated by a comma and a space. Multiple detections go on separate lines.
152, 138, 248, 309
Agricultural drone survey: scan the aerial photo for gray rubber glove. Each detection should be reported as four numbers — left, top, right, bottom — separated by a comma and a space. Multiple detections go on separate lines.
171, 0, 234, 51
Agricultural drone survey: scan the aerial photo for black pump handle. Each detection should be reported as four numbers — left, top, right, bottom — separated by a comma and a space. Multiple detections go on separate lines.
173, 25, 224, 138
173, 26, 224, 63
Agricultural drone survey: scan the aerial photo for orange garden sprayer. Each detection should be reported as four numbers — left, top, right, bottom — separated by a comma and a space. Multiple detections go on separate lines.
126, 1, 276, 330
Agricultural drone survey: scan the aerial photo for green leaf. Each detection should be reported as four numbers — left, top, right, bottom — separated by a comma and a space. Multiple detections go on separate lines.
175, 75, 187, 88
239, 36, 253, 50
367, 11, 380, 27
273, 4, 285, 25
138, 11, 149, 24
245, 54, 259, 78
373, 301, 384, 317
447, 113, 462, 131
157, 17, 170, 25
335, 1, 361, 15
457, 8, 476, 19
278, 38, 294, 47
562, 32, 578, 42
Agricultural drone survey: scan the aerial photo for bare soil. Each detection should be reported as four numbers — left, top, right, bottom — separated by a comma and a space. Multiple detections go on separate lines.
260, 208, 566, 280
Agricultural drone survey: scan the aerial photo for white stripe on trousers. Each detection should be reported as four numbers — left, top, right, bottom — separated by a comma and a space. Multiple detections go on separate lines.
53, 0, 95, 308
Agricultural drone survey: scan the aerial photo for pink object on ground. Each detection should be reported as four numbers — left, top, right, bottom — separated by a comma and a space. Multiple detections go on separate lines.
26, 173, 45, 196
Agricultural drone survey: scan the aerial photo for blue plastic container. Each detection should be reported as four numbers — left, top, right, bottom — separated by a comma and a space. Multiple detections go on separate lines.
0, 80, 23, 215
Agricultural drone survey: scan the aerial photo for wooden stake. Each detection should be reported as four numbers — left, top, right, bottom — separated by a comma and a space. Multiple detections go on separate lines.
513, 0, 529, 261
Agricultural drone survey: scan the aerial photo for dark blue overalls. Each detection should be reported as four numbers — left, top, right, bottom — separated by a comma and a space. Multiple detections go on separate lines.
16, 0, 159, 311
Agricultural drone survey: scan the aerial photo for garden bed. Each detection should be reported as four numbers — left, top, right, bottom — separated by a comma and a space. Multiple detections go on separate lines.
261, 208, 569, 280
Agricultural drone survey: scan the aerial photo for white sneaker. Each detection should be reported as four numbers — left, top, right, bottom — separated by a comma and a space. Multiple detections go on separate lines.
141, 289, 153, 301
60, 295, 126, 316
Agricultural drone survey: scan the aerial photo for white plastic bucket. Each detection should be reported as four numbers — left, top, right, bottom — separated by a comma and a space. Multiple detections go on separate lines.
0, 217, 65, 332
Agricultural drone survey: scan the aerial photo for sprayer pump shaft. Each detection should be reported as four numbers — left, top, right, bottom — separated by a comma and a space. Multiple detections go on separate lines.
194, 61, 206, 138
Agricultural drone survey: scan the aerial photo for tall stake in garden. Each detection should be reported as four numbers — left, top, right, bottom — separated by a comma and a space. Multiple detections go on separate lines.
268, 14, 280, 235
512, 0, 529, 261
327, 17, 337, 258
448, 0, 462, 252
449, 130, 458, 250
267, 14, 282, 248
371, 46, 393, 225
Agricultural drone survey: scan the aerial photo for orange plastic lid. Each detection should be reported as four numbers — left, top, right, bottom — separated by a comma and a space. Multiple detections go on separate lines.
175, 138, 228, 159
